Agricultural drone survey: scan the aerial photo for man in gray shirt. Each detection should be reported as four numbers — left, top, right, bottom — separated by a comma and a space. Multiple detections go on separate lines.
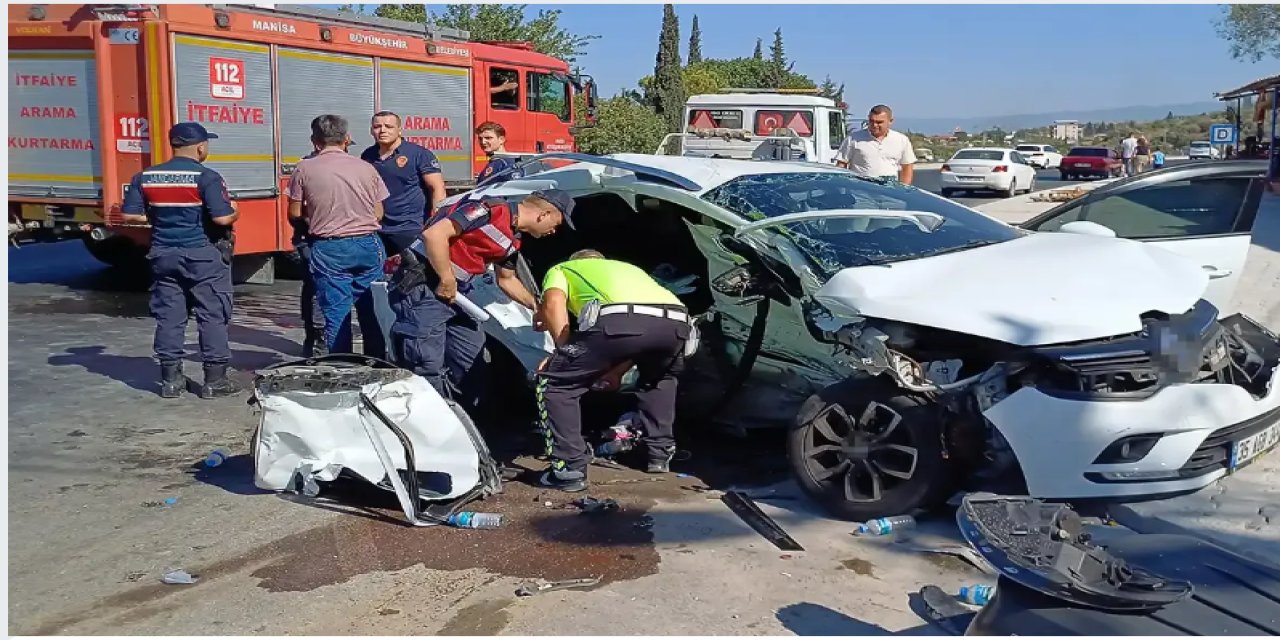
287, 114, 390, 356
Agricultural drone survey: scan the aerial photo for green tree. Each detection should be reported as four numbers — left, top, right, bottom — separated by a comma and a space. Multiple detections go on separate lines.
762, 29, 787, 88
688, 15, 702, 65
575, 97, 669, 155
650, 4, 686, 132
818, 75, 845, 104
752, 38, 763, 60
1215, 5, 1280, 62
355, 4, 599, 62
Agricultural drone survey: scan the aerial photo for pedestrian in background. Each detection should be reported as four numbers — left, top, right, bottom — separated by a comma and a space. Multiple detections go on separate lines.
1152, 147, 1166, 170
120, 122, 241, 399
1120, 132, 1138, 177
475, 121, 520, 185
288, 115, 389, 356
835, 105, 917, 184
1135, 136, 1152, 174
362, 111, 446, 257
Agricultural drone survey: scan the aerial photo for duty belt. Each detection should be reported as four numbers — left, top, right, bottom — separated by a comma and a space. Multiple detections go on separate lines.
599, 304, 690, 324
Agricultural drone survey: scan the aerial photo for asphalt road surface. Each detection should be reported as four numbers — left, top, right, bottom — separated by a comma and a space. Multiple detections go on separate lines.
8, 239, 981, 635
915, 160, 1193, 207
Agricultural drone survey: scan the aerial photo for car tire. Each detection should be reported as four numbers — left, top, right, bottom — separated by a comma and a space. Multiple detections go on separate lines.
940, 188, 955, 197
1002, 179, 1017, 198
789, 376, 952, 521
1025, 175, 1035, 194
1060, 172, 1070, 181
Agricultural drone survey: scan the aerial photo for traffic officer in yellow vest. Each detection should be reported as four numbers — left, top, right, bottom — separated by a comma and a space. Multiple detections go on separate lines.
534, 250, 695, 492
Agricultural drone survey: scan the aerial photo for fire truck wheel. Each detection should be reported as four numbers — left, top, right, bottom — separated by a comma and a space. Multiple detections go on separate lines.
82, 236, 148, 271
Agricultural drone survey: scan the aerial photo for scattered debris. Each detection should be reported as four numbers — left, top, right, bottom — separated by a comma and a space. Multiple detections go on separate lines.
543, 501, 554, 508
676, 473, 693, 478
894, 540, 998, 575
514, 576, 601, 597
598, 477, 665, 486
572, 497, 620, 515
378, 608, 400, 616
123, 571, 147, 582
720, 490, 804, 551
1030, 187, 1090, 203
164, 497, 178, 506
66, 430, 88, 438
161, 569, 199, 585
634, 515, 655, 531
779, 554, 793, 560
204, 448, 229, 468
918, 585, 976, 635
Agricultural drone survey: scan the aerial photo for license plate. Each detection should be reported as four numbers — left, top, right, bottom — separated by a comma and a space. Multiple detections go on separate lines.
958, 176, 982, 182
1231, 422, 1280, 471
1073, 162, 1092, 168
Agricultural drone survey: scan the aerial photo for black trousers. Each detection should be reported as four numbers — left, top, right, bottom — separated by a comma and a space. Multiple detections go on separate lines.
537, 311, 689, 473
380, 229, 422, 257
296, 241, 326, 356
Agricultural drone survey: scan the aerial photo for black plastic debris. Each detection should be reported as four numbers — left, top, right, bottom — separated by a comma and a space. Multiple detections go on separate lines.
572, 496, 620, 515
720, 490, 804, 551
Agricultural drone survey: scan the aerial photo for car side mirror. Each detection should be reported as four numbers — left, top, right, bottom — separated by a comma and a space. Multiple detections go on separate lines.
1058, 220, 1117, 238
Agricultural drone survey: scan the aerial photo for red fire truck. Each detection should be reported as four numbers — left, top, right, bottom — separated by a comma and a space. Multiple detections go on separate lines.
8, 3, 596, 280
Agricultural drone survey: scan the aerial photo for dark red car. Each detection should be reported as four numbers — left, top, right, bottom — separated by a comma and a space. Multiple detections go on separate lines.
1060, 147, 1122, 180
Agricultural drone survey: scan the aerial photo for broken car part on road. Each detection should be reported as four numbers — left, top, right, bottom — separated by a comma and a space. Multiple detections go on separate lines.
250, 355, 503, 526
515, 576, 602, 597
720, 490, 804, 551
958, 493, 1280, 635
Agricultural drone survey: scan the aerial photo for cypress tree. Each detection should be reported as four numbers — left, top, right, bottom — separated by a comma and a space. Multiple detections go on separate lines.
688, 15, 702, 64
652, 4, 686, 133
752, 38, 763, 60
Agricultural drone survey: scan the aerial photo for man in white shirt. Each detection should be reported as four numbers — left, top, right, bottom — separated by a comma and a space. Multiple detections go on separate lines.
835, 104, 917, 184
1120, 132, 1138, 177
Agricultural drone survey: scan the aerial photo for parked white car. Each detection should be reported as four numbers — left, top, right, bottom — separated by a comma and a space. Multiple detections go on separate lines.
1015, 144, 1062, 169
940, 148, 1039, 198
375, 153, 1279, 521
1189, 141, 1220, 160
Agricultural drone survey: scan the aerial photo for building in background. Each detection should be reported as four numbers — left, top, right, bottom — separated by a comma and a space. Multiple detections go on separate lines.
1052, 120, 1081, 144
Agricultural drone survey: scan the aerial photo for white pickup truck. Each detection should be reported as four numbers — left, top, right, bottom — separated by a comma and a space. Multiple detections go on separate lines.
656, 90, 848, 164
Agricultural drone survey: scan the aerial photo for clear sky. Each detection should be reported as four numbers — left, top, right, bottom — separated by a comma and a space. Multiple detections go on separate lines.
535, 3, 1271, 118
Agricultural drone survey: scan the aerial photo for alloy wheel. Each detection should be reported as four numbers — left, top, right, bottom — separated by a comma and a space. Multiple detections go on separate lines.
801, 401, 919, 503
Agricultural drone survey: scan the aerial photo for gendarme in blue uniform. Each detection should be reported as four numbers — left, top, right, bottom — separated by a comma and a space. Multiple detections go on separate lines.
121, 122, 239, 399
361, 140, 441, 253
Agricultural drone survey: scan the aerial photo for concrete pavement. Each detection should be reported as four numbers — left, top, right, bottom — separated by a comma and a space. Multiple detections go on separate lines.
7, 240, 979, 635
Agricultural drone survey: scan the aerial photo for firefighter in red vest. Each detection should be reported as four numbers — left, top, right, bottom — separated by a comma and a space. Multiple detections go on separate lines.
387, 189, 575, 403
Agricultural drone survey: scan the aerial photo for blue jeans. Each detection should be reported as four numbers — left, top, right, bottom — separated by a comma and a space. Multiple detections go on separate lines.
308, 234, 386, 356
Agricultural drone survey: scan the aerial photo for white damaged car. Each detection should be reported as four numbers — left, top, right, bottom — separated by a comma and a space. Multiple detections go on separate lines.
376, 153, 1280, 521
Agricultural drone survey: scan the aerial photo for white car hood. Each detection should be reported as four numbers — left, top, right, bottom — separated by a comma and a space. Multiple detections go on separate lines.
812, 232, 1209, 346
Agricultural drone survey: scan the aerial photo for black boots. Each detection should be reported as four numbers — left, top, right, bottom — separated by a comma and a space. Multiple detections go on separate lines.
646, 445, 677, 474
160, 362, 184, 398
199, 364, 242, 399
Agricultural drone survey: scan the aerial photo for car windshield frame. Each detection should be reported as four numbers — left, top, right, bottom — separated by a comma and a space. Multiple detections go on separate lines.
701, 171, 1025, 275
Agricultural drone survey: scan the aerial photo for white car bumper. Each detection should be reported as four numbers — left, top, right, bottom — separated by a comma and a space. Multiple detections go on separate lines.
986, 368, 1280, 500
940, 172, 1012, 190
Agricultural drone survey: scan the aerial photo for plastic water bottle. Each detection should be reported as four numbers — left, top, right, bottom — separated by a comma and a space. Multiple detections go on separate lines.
447, 512, 503, 529
854, 515, 917, 536
204, 449, 229, 468
958, 584, 995, 606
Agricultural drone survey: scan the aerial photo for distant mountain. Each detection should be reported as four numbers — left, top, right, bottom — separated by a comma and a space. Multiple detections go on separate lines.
896, 101, 1226, 135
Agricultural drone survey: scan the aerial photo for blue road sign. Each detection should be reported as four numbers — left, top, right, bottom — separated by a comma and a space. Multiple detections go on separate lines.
1210, 124, 1237, 145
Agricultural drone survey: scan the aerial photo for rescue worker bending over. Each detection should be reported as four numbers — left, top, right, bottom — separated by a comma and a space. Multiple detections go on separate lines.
535, 250, 694, 492
120, 122, 241, 399
388, 189, 575, 401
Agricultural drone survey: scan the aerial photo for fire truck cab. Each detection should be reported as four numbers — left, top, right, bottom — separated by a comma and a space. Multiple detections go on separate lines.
8, 3, 596, 281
